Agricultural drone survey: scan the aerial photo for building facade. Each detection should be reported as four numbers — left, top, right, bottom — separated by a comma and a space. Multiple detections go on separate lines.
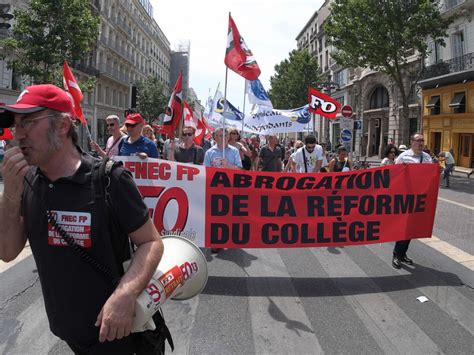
296, 0, 422, 158
419, 0, 474, 168
0, 0, 172, 146
170, 40, 190, 102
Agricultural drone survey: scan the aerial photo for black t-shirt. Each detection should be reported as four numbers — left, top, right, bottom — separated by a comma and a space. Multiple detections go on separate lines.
174, 144, 204, 165
259, 145, 282, 172
22, 152, 149, 346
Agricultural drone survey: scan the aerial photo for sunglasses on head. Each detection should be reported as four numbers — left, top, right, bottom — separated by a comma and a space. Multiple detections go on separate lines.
182, 132, 194, 137
125, 123, 137, 128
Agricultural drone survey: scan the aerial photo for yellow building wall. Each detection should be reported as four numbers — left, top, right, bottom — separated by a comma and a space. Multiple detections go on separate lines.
422, 82, 474, 167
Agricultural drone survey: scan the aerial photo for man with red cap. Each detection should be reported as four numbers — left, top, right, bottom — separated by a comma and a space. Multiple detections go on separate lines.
0, 84, 168, 353
118, 113, 159, 158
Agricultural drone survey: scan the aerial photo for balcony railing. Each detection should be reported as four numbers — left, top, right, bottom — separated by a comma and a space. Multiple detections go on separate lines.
421, 52, 474, 80
71, 61, 100, 77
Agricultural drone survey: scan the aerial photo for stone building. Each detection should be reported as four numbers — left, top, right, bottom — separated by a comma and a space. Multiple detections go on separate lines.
0, 0, 173, 146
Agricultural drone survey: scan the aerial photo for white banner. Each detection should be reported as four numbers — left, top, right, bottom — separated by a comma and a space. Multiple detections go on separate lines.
242, 105, 312, 135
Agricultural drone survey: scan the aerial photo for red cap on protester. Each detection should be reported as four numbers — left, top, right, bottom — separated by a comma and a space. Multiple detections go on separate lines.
125, 113, 144, 125
0, 84, 74, 128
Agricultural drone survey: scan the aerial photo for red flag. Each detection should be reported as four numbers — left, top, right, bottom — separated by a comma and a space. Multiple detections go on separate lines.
307, 86, 341, 119
0, 128, 13, 140
162, 72, 183, 137
63, 61, 87, 125
224, 14, 261, 80
183, 101, 197, 128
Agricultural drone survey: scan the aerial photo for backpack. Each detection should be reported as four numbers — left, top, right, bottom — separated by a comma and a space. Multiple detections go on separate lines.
92, 157, 174, 352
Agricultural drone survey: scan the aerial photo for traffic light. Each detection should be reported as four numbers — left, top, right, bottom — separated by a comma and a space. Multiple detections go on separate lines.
0, 4, 13, 30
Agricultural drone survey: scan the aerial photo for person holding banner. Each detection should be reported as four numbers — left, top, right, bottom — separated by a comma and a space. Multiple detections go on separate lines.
0, 84, 167, 353
328, 146, 353, 172
118, 113, 159, 159
292, 135, 324, 173
90, 115, 125, 158
392, 132, 433, 269
257, 134, 282, 172
203, 127, 242, 170
168, 126, 204, 165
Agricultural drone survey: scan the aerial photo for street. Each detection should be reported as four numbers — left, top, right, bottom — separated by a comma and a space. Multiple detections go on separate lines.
1, 175, 473, 354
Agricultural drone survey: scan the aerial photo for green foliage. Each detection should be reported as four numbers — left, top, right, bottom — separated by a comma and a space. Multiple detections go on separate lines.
325, 0, 452, 86
269, 49, 322, 109
0, 0, 99, 85
136, 76, 168, 124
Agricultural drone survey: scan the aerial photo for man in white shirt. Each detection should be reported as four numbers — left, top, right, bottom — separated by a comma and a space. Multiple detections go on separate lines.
392, 132, 433, 269
292, 135, 323, 173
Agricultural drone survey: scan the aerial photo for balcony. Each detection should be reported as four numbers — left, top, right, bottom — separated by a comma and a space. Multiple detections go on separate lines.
71, 61, 100, 77
419, 52, 474, 89
421, 52, 474, 80
98, 62, 130, 84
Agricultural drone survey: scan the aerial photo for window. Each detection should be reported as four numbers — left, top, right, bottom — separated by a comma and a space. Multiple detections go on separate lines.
369, 86, 389, 109
426, 95, 440, 115
449, 92, 465, 114
97, 84, 103, 103
452, 32, 464, 59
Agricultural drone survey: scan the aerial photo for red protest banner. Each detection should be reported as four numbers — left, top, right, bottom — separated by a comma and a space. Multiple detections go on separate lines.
308, 86, 341, 119
205, 164, 439, 248
117, 157, 439, 249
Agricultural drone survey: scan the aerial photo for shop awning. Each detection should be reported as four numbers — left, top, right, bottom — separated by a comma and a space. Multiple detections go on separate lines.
448, 92, 465, 107
425, 96, 440, 108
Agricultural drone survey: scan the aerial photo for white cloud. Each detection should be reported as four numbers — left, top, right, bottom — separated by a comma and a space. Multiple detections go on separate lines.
151, 0, 323, 111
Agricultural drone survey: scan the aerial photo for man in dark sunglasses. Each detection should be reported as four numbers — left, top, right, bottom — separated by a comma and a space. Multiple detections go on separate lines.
118, 113, 159, 159
291, 134, 324, 173
167, 126, 204, 165
391, 132, 433, 269
90, 115, 125, 158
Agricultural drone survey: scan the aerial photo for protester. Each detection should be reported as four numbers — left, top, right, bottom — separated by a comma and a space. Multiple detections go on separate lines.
292, 134, 324, 173
228, 128, 252, 170
90, 115, 125, 158
118, 113, 159, 159
328, 146, 353, 172
204, 127, 242, 253
204, 127, 242, 170
248, 135, 260, 170
284, 140, 304, 172
257, 134, 282, 172
168, 126, 204, 165
0, 84, 166, 353
200, 136, 212, 154
438, 150, 455, 187
398, 144, 407, 153
381, 144, 398, 166
142, 124, 157, 144
392, 132, 433, 269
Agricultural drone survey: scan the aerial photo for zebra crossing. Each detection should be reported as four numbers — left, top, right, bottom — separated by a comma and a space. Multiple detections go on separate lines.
1, 237, 473, 354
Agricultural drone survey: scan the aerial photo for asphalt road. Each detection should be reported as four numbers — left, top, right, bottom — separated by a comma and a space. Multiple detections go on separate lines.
1, 174, 473, 354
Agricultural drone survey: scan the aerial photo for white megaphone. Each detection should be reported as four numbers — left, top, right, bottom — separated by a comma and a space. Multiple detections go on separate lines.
125, 235, 208, 333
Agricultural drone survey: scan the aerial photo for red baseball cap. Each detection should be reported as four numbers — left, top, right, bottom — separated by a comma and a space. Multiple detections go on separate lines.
0, 84, 74, 128
125, 113, 144, 125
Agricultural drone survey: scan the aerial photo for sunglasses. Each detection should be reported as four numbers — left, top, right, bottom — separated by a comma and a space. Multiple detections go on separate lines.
125, 123, 137, 128
413, 139, 424, 143
106, 123, 115, 127
389, 151, 396, 154
230, 132, 238, 135
182, 132, 194, 137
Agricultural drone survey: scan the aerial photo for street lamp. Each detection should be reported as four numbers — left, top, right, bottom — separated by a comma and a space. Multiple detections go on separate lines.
316, 73, 340, 150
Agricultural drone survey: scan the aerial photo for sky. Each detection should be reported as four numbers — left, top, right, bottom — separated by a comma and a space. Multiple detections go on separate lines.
151, 0, 324, 112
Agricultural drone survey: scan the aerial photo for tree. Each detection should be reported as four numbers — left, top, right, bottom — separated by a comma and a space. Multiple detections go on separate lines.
269, 49, 322, 109
136, 76, 169, 124
0, 0, 99, 86
324, 0, 453, 144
